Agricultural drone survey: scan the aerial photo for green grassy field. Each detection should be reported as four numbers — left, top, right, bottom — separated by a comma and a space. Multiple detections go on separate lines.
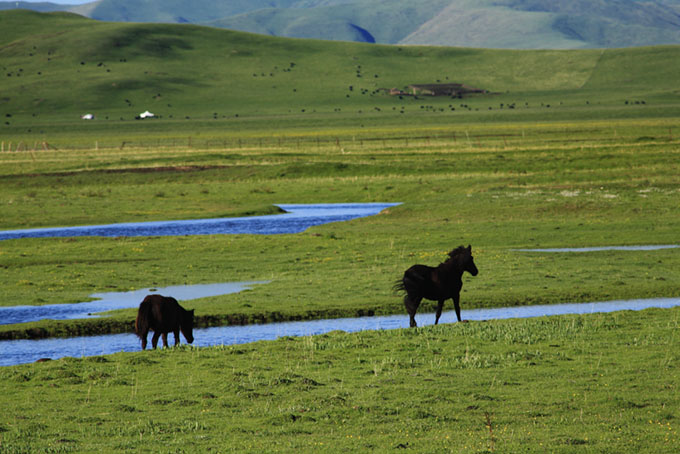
1, 12, 679, 339
0, 11, 679, 452
1, 117, 679, 339
1, 308, 678, 452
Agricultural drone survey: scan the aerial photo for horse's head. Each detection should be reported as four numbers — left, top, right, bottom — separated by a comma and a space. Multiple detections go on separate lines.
449, 245, 478, 276
181, 309, 195, 344
465, 245, 479, 276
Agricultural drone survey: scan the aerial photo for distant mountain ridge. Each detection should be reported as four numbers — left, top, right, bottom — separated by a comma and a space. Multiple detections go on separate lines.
3, 0, 680, 48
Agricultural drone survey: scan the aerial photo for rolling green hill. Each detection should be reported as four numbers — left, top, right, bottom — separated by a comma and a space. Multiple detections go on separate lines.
2, 0, 680, 48
1, 9, 680, 130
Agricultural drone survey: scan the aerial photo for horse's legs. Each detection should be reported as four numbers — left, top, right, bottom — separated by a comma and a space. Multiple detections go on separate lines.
435, 300, 445, 325
161, 332, 169, 348
173, 329, 180, 346
140, 331, 148, 350
404, 295, 421, 328
453, 294, 462, 322
151, 331, 161, 349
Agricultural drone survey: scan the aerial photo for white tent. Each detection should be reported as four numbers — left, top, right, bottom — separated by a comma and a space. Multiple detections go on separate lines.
80, 114, 94, 120
139, 110, 155, 118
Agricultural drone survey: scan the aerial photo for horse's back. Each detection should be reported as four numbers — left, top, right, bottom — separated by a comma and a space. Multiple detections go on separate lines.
403, 264, 455, 300
403, 264, 434, 287
144, 294, 180, 311
137, 295, 180, 333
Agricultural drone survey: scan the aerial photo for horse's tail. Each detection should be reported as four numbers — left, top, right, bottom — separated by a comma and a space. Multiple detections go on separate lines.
393, 266, 424, 295
135, 297, 152, 338
393, 276, 406, 294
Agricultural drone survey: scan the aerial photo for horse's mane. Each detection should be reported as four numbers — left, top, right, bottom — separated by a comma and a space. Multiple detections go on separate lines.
446, 246, 468, 261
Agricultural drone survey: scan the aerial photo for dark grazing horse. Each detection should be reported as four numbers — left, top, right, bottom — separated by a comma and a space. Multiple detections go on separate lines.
395, 245, 478, 327
135, 295, 195, 349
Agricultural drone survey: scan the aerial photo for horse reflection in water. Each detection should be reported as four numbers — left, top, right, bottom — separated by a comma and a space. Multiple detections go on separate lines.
396, 245, 478, 327
135, 295, 195, 349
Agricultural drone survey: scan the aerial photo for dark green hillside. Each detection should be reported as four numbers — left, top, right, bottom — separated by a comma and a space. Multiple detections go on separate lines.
0, 10, 90, 45
1, 10, 680, 132
581, 46, 680, 90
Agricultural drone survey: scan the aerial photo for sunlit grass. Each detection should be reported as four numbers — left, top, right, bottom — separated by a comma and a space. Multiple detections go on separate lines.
1, 114, 678, 342
1, 308, 678, 452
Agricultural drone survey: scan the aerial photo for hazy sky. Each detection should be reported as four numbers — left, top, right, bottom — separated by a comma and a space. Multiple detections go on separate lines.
20, 0, 93, 4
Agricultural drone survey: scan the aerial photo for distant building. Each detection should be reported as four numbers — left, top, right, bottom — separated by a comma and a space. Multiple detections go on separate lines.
387, 83, 486, 97
407, 83, 486, 97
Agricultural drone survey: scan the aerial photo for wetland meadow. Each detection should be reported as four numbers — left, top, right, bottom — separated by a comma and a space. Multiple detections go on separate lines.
1, 114, 678, 452
0, 10, 679, 453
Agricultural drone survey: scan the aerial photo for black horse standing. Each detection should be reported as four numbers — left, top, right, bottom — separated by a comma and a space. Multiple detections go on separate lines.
396, 245, 478, 327
135, 295, 195, 349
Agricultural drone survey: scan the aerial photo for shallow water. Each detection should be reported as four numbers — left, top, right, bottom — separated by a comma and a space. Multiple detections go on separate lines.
515, 245, 679, 252
2, 297, 679, 367
0, 282, 268, 325
0, 203, 400, 240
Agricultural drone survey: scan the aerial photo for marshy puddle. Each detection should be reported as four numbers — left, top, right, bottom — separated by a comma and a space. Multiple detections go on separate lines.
0, 203, 401, 240
0, 281, 268, 325
2, 296, 679, 367
515, 245, 679, 252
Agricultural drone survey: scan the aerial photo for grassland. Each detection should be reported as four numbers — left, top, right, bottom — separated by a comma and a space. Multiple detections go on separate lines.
1, 11, 679, 339
1, 308, 678, 452
1, 115, 679, 340
0, 11, 679, 452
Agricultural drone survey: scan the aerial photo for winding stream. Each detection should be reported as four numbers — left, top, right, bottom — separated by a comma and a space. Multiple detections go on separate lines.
2, 297, 679, 367
515, 245, 679, 252
1, 203, 678, 366
0, 203, 400, 240
0, 282, 268, 325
